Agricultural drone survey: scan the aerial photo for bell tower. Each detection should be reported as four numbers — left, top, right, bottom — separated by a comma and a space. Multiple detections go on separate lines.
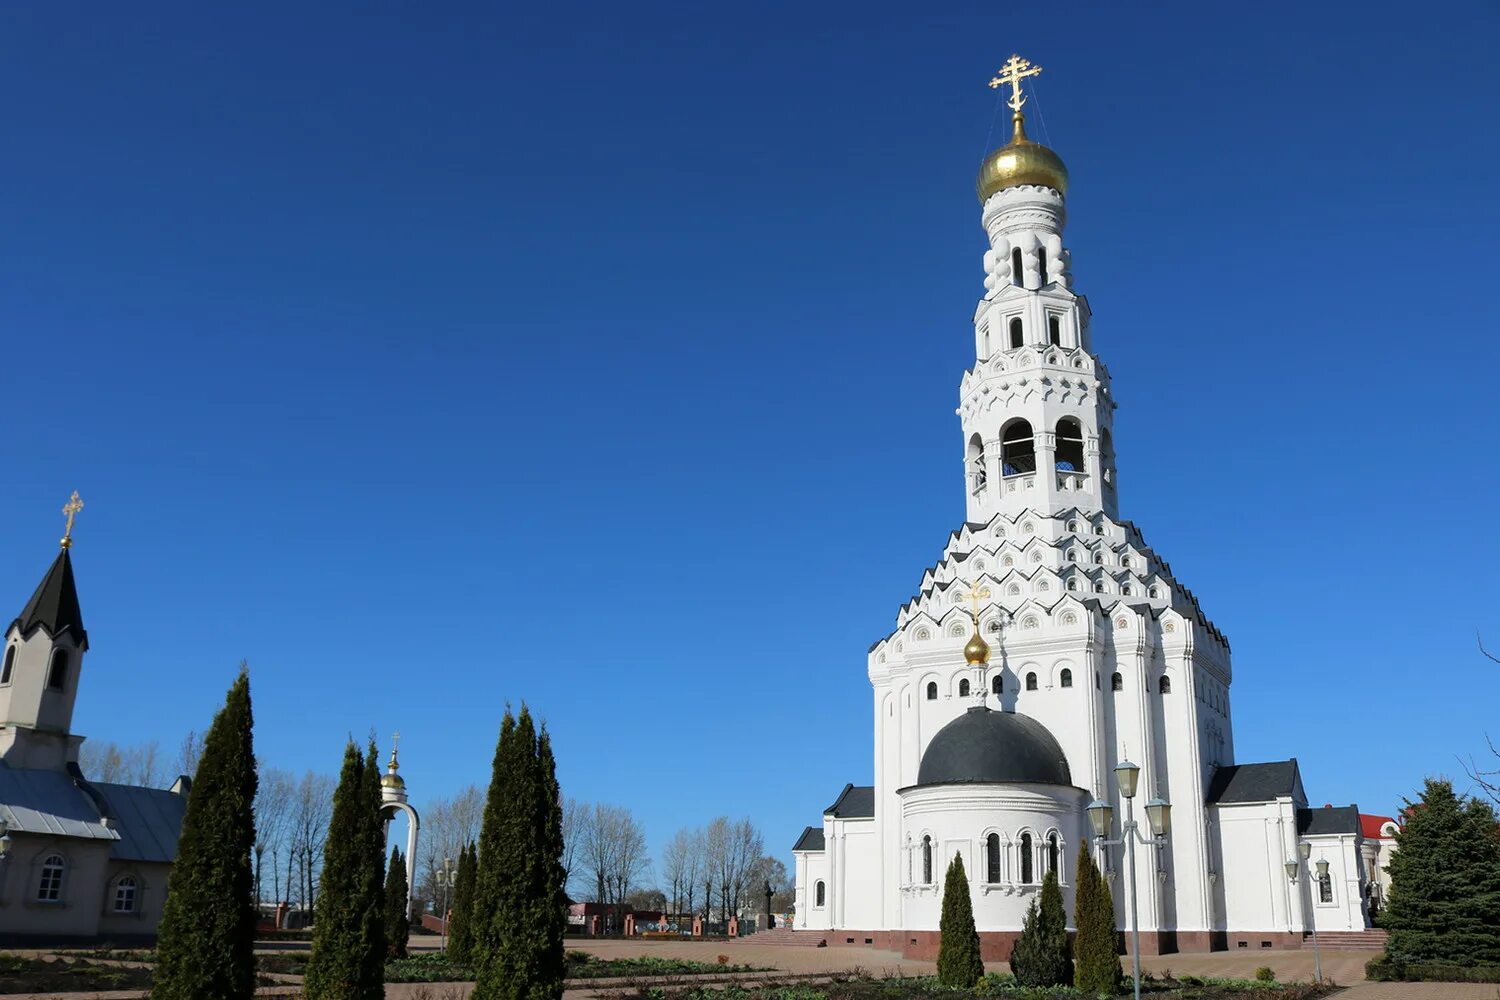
961, 56, 1117, 524
0, 492, 90, 770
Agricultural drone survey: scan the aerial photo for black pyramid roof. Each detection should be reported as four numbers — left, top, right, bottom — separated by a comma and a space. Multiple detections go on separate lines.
11, 548, 88, 649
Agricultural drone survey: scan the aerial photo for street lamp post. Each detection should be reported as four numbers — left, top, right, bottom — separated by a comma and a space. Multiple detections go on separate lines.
1284, 842, 1327, 984
1088, 760, 1171, 1000
435, 856, 456, 952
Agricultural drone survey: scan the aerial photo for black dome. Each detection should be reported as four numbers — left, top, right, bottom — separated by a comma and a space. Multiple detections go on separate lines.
916, 708, 1072, 787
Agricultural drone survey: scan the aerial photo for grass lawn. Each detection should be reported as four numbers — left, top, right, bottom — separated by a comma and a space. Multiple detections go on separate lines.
0, 953, 280, 995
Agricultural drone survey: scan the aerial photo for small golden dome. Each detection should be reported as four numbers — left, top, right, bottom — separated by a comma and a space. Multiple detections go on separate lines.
381, 771, 405, 790
977, 113, 1069, 202
964, 631, 991, 665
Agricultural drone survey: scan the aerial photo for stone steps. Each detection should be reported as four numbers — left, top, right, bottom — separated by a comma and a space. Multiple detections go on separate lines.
735, 929, 827, 947
1307, 929, 1387, 951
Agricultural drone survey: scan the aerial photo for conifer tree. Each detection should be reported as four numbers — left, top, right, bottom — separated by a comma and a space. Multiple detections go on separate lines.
384, 848, 410, 959
1073, 845, 1121, 994
470, 707, 567, 1000
936, 852, 984, 987
447, 843, 478, 964
1010, 869, 1071, 987
304, 742, 385, 1000
152, 668, 258, 1000
1379, 778, 1500, 966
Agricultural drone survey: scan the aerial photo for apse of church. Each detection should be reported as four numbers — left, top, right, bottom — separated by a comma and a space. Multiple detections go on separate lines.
791, 57, 1370, 958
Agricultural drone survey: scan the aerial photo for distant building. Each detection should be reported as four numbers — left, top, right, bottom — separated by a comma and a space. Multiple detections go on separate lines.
0, 527, 187, 942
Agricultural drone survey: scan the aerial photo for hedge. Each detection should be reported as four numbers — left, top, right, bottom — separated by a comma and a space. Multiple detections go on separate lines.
1366, 956, 1500, 983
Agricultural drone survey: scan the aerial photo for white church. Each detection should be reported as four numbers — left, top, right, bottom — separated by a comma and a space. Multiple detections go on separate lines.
791, 58, 1375, 958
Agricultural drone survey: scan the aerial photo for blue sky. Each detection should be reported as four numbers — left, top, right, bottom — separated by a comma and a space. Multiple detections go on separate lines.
3, 1, 1498, 872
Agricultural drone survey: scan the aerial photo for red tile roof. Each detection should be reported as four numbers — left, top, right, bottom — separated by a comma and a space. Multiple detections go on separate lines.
1361, 813, 1397, 839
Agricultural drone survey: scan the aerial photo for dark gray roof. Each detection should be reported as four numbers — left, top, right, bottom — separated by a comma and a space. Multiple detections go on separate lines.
792, 826, 825, 852
1205, 760, 1304, 804
0, 763, 115, 842
914, 708, 1072, 788
1298, 805, 1361, 837
11, 548, 88, 649
95, 782, 188, 863
824, 784, 874, 819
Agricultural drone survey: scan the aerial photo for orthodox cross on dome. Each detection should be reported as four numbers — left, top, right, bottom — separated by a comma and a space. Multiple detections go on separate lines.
988, 54, 1043, 113
60, 491, 84, 549
389, 730, 401, 771
963, 582, 992, 628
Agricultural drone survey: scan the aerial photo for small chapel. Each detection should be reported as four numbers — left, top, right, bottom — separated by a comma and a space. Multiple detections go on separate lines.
0, 496, 187, 943
791, 58, 1374, 957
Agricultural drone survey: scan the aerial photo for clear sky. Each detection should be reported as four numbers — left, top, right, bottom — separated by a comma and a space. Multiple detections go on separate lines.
4, 2, 1498, 874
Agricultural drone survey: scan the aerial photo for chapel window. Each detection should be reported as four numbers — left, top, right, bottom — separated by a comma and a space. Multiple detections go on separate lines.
958, 679, 970, 697
0, 645, 13, 684
926, 682, 937, 701
1020, 833, 1034, 884
1060, 668, 1073, 688
1047, 833, 1059, 876
113, 875, 138, 913
1149, 587, 1160, 598
1001, 419, 1036, 476
922, 835, 933, 884
38, 854, 65, 902
1111, 672, 1124, 692
47, 649, 68, 690
1009, 317, 1024, 349
1318, 872, 1333, 904
1011, 248, 1024, 287
986, 833, 1002, 884
1048, 315, 1062, 346
992, 674, 1003, 695
1055, 417, 1085, 472
1038, 247, 1048, 285
815, 880, 826, 906
1159, 676, 1172, 694
1025, 672, 1038, 692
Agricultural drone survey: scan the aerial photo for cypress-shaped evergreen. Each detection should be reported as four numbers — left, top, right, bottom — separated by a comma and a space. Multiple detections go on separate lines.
1073, 845, 1121, 994
1379, 778, 1500, 966
1010, 870, 1070, 986
384, 847, 410, 959
447, 842, 478, 963
470, 706, 567, 1000
936, 852, 984, 987
303, 741, 386, 1000
152, 668, 258, 1000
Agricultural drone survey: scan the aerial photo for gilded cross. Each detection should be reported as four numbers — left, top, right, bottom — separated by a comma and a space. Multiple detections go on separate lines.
988, 54, 1043, 113
964, 582, 992, 628
388, 730, 402, 770
60, 491, 84, 548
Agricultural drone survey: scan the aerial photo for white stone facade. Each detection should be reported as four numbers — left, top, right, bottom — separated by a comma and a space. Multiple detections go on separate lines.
791, 135, 1372, 953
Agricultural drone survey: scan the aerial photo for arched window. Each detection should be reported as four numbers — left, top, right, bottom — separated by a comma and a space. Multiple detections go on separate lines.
968, 434, 987, 492
1318, 872, 1333, 904
1001, 420, 1036, 476
37, 854, 65, 902
815, 880, 826, 906
1148, 586, 1160, 598
46, 649, 68, 691
1008, 317, 1024, 349
1020, 833, 1034, 884
1060, 668, 1073, 688
1159, 676, 1172, 694
991, 674, 1003, 695
1025, 672, 1038, 691
1011, 248, 1024, 286
986, 833, 1002, 884
926, 681, 938, 701
958, 679, 970, 697
0, 645, 14, 685
1111, 672, 1124, 691
1055, 417, 1085, 472
1048, 315, 1062, 346
1047, 832, 1059, 875
1037, 247, 1048, 285
1067, 579, 1078, 591
922, 835, 933, 884
113, 875, 138, 913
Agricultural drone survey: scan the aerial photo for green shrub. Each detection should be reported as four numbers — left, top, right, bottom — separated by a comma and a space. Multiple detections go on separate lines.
1254, 965, 1276, 982
936, 852, 984, 987
1366, 955, 1500, 982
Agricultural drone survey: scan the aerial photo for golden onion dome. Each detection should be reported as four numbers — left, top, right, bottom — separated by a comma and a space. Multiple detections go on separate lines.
977, 113, 1069, 202
964, 630, 991, 665
381, 770, 406, 790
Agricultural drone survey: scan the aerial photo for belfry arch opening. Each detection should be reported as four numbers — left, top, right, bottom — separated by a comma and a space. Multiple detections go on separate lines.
1008, 317, 1023, 349
1011, 248, 1024, 287
1001, 419, 1036, 476
968, 434, 987, 493
1055, 417, 1085, 472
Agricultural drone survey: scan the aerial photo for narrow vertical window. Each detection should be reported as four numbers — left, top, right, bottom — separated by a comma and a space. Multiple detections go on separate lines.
922, 835, 933, 884
0, 645, 14, 684
968, 434, 987, 492
113, 875, 138, 913
1020, 834, 1034, 884
1048, 315, 1061, 346
958, 679, 970, 697
1037, 247, 1048, 285
986, 833, 1001, 884
47, 649, 68, 691
1047, 833, 1059, 876
1055, 418, 1085, 472
991, 674, 1003, 695
37, 854, 65, 902
926, 682, 938, 701
1009, 317, 1024, 349
1159, 676, 1172, 694
1060, 668, 1073, 688
815, 880, 826, 906
1318, 872, 1333, 904
1011, 248, 1024, 286
1111, 672, 1124, 692
1025, 672, 1038, 691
